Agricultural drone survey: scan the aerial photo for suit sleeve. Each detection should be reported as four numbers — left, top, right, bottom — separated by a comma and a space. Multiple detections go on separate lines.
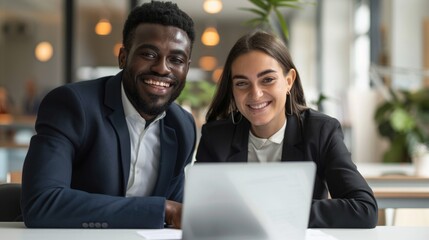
21, 86, 166, 229
308, 118, 378, 228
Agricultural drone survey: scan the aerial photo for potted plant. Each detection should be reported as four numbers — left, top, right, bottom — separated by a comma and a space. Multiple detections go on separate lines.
374, 87, 429, 163
176, 80, 216, 110
176, 80, 217, 126
241, 0, 328, 109
240, 0, 311, 40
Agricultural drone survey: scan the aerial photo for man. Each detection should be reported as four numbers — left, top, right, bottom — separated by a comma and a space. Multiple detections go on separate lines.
21, 1, 195, 229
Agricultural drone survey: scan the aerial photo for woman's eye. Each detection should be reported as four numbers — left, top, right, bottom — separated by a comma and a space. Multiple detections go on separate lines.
234, 81, 248, 87
263, 77, 275, 83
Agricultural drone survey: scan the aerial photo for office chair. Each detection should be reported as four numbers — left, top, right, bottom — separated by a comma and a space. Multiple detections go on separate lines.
0, 183, 22, 221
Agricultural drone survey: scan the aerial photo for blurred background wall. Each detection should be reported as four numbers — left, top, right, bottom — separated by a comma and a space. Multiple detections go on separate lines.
0, 0, 428, 181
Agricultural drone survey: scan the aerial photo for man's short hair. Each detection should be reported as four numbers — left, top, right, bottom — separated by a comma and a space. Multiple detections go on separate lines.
122, 1, 195, 50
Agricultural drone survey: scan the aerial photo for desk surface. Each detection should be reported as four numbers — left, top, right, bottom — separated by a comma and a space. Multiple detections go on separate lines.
1, 222, 428, 240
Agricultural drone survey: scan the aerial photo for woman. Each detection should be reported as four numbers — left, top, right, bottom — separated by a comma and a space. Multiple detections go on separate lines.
196, 30, 378, 228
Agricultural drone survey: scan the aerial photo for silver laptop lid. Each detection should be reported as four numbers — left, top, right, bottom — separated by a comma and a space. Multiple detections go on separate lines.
182, 161, 316, 240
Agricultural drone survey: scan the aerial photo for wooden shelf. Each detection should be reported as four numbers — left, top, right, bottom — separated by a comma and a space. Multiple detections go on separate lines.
373, 187, 429, 198
0, 142, 29, 149
366, 175, 429, 181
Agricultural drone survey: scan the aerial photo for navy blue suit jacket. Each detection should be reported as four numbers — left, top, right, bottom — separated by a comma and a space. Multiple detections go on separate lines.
21, 72, 196, 228
196, 109, 377, 228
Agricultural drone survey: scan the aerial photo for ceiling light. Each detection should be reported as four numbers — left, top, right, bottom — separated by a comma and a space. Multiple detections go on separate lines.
199, 56, 218, 71
95, 19, 112, 36
113, 42, 122, 57
35, 41, 53, 62
212, 67, 223, 83
203, 0, 223, 14
201, 27, 220, 46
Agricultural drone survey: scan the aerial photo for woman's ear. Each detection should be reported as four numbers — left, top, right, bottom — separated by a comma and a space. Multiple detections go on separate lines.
286, 69, 296, 88
118, 47, 127, 69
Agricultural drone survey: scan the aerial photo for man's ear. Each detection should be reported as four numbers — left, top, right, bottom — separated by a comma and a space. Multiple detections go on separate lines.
186, 59, 192, 73
118, 47, 127, 69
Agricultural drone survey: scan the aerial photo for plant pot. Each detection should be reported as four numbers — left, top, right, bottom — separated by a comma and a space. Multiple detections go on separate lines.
412, 144, 429, 177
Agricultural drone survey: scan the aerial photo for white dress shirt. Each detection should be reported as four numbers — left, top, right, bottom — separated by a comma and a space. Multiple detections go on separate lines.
121, 83, 165, 197
248, 121, 287, 163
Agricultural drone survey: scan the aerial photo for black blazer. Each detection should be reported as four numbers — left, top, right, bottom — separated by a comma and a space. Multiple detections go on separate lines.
21, 72, 196, 228
196, 109, 377, 228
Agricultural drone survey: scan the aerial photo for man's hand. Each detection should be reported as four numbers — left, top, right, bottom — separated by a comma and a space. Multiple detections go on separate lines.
165, 200, 182, 229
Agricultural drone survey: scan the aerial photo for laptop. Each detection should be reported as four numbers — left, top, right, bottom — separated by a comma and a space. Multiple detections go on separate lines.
181, 161, 316, 240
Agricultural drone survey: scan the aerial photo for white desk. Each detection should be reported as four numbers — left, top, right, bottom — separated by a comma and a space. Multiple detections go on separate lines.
1, 222, 428, 240
321, 226, 429, 239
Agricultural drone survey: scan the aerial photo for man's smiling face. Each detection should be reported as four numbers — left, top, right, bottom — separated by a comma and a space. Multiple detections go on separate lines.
119, 23, 191, 120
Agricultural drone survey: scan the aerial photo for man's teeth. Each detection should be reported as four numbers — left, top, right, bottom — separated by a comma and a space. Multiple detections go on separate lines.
249, 102, 268, 109
145, 79, 170, 87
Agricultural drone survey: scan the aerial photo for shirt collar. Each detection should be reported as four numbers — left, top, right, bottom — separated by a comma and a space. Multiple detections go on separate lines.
269, 120, 287, 144
249, 120, 287, 148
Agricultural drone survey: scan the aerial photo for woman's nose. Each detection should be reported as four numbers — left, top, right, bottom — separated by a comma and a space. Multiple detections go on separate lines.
250, 85, 263, 99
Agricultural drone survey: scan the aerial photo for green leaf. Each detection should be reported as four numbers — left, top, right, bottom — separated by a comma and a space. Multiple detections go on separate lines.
239, 7, 268, 18
390, 108, 416, 132
241, 0, 315, 40
176, 81, 216, 109
268, 0, 299, 4
249, 0, 270, 11
383, 135, 409, 163
274, 8, 289, 39
374, 87, 429, 163
277, 2, 302, 9
374, 101, 394, 123
243, 18, 267, 27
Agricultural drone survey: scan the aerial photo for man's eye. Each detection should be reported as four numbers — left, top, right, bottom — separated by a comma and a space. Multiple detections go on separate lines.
141, 52, 156, 58
170, 57, 185, 65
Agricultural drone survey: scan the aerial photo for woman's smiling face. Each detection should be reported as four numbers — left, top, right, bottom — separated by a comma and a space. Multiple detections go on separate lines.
231, 50, 295, 138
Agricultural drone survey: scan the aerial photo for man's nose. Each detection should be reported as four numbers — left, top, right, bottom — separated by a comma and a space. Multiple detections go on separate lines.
151, 58, 171, 75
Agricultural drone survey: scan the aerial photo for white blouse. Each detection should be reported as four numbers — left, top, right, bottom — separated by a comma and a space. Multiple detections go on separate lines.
247, 121, 287, 163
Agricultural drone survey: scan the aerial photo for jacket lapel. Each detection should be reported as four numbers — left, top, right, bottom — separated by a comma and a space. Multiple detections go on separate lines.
152, 121, 177, 196
281, 114, 305, 162
227, 114, 305, 163
104, 72, 131, 194
227, 120, 250, 162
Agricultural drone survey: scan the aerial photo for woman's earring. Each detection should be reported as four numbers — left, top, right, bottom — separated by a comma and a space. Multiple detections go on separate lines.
231, 110, 242, 125
230, 103, 242, 125
286, 91, 293, 115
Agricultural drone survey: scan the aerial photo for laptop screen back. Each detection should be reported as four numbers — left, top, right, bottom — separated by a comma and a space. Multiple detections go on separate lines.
182, 162, 316, 240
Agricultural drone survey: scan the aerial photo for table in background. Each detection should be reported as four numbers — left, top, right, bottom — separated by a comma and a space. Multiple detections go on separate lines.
357, 162, 429, 226
1, 222, 428, 240
0, 115, 35, 183
366, 175, 429, 209
357, 162, 429, 209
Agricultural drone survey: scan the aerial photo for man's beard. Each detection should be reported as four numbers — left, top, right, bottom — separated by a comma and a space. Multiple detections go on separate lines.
134, 89, 181, 116
127, 76, 186, 117
122, 66, 187, 117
